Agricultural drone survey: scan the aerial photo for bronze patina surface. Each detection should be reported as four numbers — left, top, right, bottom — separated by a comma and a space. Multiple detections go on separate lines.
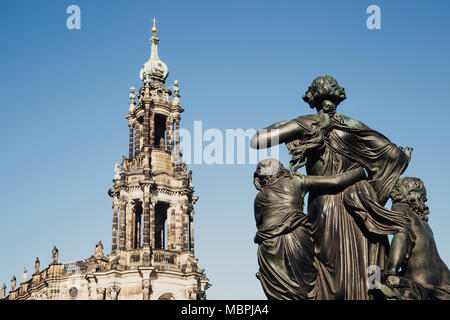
251, 76, 449, 300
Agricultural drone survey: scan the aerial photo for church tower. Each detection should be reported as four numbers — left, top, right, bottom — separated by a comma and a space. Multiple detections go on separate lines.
1, 20, 209, 301
107, 20, 210, 299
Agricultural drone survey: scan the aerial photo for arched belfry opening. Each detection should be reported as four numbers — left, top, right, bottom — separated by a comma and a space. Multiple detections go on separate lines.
132, 201, 143, 249
135, 117, 144, 154
154, 114, 167, 149
154, 202, 169, 250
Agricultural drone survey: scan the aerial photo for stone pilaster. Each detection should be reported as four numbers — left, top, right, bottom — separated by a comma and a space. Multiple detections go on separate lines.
135, 123, 141, 153
182, 205, 189, 251
119, 201, 126, 250
175, 117, 181, 170
150, 112, 155, 148
112, 202, 119, 251
86, 275, 97, 299
142, 280, 151, 300
174, 204, 182, 251
128, 122, 134, 158
139, 267, 153, 300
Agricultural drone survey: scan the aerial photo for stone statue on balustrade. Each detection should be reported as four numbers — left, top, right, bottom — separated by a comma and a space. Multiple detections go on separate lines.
51, 246, 59, 265
34, 257, 40, 274
11, 276, 16, 291
94, 241, 105, 260
22, 268, 27, 283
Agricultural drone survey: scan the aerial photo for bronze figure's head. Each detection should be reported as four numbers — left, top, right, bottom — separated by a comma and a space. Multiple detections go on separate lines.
302, 75, 346, 113
253, 158, 290, 191
391, 177, 430, 221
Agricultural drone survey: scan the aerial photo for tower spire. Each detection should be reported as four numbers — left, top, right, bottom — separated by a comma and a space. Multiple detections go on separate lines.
139, 18, 169, 83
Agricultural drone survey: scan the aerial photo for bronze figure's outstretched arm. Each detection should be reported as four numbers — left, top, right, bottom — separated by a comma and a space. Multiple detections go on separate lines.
303, 167, 367, 194
250, 120, 305, 149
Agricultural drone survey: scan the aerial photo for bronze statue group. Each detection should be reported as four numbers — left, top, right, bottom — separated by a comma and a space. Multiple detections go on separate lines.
251, 76, 450, 300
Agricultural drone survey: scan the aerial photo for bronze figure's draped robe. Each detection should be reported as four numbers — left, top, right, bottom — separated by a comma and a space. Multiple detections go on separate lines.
254, 174, 316, 300
288, 114, 412, 299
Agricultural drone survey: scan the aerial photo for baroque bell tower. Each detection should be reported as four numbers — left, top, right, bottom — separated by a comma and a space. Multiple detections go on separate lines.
107, 19, 210, 300
1, 20, 209, 301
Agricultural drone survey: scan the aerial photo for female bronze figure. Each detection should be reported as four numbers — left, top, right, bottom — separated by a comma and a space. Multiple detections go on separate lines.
251, 76, 414, 299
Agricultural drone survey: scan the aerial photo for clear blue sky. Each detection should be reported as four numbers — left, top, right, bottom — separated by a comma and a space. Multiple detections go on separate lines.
0, 0, 449, 300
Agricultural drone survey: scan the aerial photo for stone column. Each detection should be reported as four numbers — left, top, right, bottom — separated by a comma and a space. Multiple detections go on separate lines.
142, 194, 151, 266
149, 200, 156, 248
119, 201, 126, 250
131, 208, 136, 249
136, 208, 141, 249
125, 201, 134, 250
144, 109, 150, 147
174, 204, 182, 251
166, 117, 174, 152
167, 204, 175, 250
112, 202, 119, 252
175, 118, 180, 145
143, 194, 150, 248
182, 205, 189, 251
128, 122, 134, 158
175, 118, 181, 170
149, 112, 155, 148
175, 118, 180, 151
144, 107, 152, 179
189, 209, 195, 254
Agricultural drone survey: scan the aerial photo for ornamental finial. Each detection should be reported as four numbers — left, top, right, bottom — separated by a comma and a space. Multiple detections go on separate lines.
173, 80, 180, 95
151, 17, 157, 34
139, 19, 169, 82
143, 72, 151, 85
129, 87, 136, 102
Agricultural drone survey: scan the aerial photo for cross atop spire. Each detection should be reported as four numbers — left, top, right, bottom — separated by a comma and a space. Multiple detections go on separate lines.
151, 17, 158, 34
